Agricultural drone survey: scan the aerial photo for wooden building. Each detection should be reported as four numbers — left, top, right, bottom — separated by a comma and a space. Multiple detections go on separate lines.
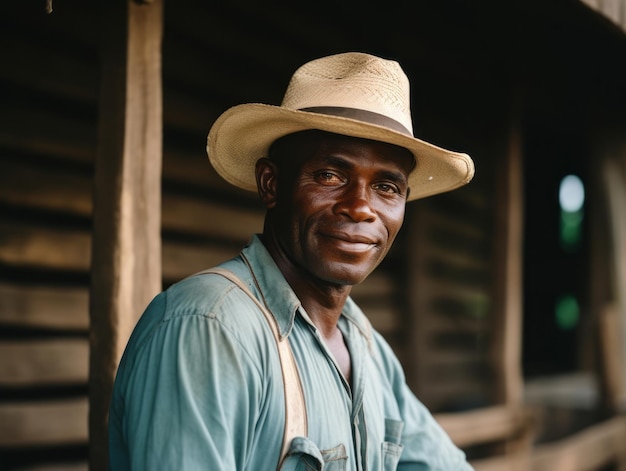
1, 1, 625, 469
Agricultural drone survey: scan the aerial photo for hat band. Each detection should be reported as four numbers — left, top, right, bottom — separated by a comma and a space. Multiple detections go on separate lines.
299, 106, 412, 136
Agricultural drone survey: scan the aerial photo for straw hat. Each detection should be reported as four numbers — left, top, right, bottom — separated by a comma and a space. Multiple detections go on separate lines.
207, 52, 474, 201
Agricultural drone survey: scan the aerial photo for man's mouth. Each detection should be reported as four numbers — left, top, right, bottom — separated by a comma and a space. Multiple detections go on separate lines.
321, 232, 379, 252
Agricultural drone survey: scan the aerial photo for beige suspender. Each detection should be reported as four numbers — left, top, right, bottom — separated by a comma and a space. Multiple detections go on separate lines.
198, 268, 308, 468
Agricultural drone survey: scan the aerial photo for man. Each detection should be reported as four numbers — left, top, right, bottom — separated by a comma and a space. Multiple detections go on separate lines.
109, 52, 475, 470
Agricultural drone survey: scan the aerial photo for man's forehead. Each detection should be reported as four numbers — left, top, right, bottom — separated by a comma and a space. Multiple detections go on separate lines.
270, 130, 415, 171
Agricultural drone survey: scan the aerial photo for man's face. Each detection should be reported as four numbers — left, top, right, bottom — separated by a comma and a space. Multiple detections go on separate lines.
262, 131, 414, 286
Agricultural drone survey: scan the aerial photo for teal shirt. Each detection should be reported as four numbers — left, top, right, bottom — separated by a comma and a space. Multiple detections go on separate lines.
109, 236, 473, 470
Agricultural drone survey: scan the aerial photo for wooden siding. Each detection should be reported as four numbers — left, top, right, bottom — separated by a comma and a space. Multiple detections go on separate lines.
3, 1, 624, 470
0, 3, 426, 469
405, 182, 495, 412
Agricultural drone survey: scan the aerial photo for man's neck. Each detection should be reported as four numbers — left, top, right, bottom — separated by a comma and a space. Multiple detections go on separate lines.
287, 275, 350, 336
260, 235, 351, 335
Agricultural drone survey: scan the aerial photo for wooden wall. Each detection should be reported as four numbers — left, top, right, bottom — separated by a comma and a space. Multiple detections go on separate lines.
0, 1, 515, 469
0, 4, 93, 469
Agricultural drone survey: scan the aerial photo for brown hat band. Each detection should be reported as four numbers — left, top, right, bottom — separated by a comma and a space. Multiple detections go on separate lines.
299, 106, 412, 136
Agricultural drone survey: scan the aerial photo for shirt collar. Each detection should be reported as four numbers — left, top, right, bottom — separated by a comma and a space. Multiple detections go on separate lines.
239, 235, 301, 339
239, 235, 373, 347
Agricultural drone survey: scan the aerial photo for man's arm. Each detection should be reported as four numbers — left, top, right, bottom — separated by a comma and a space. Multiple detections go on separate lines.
108, 290, 275, 470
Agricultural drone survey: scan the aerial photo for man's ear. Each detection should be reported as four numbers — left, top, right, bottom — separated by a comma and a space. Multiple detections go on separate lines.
256, 158, 278, 209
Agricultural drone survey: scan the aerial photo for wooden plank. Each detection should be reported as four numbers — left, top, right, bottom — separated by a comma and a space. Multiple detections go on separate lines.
436, 405, 531, 448
0, 106, 95, 164
0, 340, 88, 386
162, 147, 239, 189
0, 399, 88, 446
0, 284, 88, 330
0, 222, 240, 281
472, 415, 626, 470
89, 2, 164, 470
163, 194, 263, 241
0, 223, 90, 272
162, 241, 241, 282
530, 415, 626, 471
0, 157, 263, 241
0, 158, 92, 215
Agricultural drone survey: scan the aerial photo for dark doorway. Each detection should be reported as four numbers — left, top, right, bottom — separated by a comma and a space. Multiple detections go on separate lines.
522, 122, 589, 378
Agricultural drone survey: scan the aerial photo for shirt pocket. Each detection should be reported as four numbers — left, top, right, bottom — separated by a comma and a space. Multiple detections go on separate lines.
381, 418, 404, 470
381, 441, 404, 470
280, 437, 347, 471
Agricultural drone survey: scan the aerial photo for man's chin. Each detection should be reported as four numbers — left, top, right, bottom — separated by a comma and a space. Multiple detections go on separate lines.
318, 265, 375, 287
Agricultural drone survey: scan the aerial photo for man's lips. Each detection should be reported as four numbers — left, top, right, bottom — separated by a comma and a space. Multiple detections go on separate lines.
319, 231, 379, 252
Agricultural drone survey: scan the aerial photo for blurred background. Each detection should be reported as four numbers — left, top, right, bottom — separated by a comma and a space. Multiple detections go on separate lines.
1, 0, 625, 469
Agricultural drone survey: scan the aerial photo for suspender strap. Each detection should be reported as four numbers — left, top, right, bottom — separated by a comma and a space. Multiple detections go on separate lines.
198, 267, 308, 468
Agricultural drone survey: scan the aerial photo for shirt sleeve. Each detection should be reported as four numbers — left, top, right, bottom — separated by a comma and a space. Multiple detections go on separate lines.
108, 290, 271, 471
372, 332, 475, 471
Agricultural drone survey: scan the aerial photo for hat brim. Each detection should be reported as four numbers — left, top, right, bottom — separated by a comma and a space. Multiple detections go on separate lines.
206, 103, 474, 201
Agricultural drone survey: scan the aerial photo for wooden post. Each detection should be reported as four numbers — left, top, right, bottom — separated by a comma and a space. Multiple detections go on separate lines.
89, 1, 163, 470
490, 101, 524, 408
597, 149, 626, 412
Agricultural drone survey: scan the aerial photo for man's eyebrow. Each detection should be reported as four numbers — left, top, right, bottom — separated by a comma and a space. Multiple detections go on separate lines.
322, 155, 353, 169
379, 170, 408, 185
321, 155, 408, 184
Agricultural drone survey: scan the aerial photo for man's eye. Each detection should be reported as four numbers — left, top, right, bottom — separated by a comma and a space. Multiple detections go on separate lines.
374, 183, 399, 194
315, 171, 342, 183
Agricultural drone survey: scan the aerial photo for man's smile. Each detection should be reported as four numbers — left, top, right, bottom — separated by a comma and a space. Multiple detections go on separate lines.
318, 231, 380, 253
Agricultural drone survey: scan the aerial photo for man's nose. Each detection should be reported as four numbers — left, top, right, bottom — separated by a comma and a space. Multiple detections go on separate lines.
333, 183, 376, 222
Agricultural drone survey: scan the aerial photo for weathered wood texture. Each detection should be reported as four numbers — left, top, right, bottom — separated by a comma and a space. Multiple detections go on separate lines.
88, 2, 164, 470
490, 107, 524, 407
469, 414, 626, 470
405, 185, 495, 411
2, 1, 623, 470
0, 4, 414, 468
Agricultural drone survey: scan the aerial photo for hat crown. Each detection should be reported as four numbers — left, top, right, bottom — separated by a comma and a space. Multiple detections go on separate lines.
281, 52, 413, 136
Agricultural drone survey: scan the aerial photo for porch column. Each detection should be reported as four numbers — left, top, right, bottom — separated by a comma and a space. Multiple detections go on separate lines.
89, 1, 163, 469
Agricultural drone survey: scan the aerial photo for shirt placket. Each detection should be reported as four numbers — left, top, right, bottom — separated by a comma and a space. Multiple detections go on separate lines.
341, 318, 368, 471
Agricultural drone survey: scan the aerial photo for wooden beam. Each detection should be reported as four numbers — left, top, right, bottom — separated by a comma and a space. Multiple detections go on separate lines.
490, 101, 524, 406
0, 340, 88, 386
0, 283, 88, 331
89, 1, 163, 470
436, 405, 532, 448
601, 155, 626, 410
530, 414, 626, 471
0, 222, 240, 281
598, 303, 626, 412
0, 399, 88, 447
0, 157, 263, 239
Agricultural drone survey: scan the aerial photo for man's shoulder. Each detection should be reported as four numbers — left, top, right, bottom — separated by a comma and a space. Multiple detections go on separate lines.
163, 260, 257, 320
124, 259, 272, 360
